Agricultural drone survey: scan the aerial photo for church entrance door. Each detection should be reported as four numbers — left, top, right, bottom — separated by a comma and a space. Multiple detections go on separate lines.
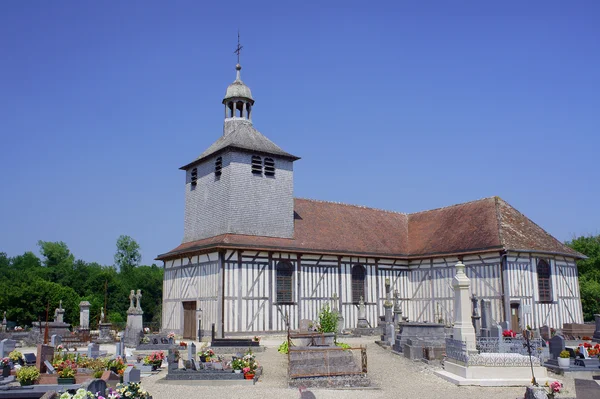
510, 303, 520, 332
182, 301, 196, 340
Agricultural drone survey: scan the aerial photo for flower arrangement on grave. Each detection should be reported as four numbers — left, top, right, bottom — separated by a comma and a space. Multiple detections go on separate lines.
543, 380, 563, 398
58, 388, 95, 399
14, 326, 24, 332
57, 360, 78, 378
0, 357, 10, 367
179, 341, 187, 348
502, 329, 517, 338
15, 366, 40, 386
8, 350, 23, 362
143, 351, 164, 368
56, 344, 65, 352
253, 336, 261, 343
167, 331, 176, 339
143, 327, 150, 334
559, 350, 570, 359
231, 358, 244, 371
199, 349, 214, 362
581, 342, 593, 348
241, 350, 258, 376
108, 357, 126, 375
582, 336, 592, 341
115, 382, 151, 399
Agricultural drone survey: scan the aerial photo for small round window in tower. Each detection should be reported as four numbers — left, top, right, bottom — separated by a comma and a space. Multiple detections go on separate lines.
264, 158, 275, 177
251, 155, 262, 175
215, 157, 222, 178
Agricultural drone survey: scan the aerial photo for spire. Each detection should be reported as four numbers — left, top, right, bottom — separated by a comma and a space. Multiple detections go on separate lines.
223, 32, 254, 128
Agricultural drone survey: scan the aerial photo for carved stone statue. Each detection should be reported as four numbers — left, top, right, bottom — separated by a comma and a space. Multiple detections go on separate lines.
135, 289, 142, 311
100, 307, 105, 323
129, 290, 135, 310
2, 311, 6, 323
59, 300, 63, 310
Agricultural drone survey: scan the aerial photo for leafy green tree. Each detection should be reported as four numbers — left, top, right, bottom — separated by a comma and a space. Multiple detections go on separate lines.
114, 235, 141, 274
566, 234, 600, 321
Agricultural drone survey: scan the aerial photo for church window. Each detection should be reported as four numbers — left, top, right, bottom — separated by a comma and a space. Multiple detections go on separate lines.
264, 158, 275, 176
351, 265, 366, 304
251, 155, 262, 175
191, 168, 198, 187
276, 261, 294, 303
537, 259, 552, 302
215, 157, 222, 178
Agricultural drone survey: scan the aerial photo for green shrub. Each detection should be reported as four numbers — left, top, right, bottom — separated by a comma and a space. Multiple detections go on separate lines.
16, 366, 40, 385
278, 340, 289, 354
559, 350, 570, 359
318, 304, 338, 333
336, 342, 351, 349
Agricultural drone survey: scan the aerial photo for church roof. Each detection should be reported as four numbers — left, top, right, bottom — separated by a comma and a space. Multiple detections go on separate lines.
180, 119, 300, 169
157, 196, 583, 260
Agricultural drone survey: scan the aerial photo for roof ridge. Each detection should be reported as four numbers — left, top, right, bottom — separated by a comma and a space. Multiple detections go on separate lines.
295, 197, 407, 216
407, 196, 497, 216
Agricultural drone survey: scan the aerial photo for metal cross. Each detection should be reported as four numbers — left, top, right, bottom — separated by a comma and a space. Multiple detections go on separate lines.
234, 31, 243, 64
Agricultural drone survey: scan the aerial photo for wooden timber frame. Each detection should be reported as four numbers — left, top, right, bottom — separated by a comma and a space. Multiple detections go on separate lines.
161, 248, 583, 334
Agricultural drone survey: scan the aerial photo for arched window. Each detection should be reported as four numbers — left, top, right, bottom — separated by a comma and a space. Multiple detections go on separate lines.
251, 155, 262, 175
190, 168, 198, 187
276, 261, 294, 303
351, 265, 366, 304
264, 158, 275, 177
215, 157, 222, 178
537, 259, 552, 302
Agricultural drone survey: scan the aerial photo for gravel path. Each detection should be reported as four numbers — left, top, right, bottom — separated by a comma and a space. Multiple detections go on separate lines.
139, 336, 576, 399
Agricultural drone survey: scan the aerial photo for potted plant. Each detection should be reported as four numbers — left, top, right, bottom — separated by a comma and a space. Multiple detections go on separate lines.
558, 350, 570, 368
115, 382, 151, 399
1, 357, 10, 378
242, 350, 258, 379
16, 366, 40, 386
199, 349, 214, 363
8, 350, 23, 366
231, 358, 244, 374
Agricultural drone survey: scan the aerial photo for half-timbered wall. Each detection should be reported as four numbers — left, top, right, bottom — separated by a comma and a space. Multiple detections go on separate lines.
505, 252, 582, 329
162, 252, 220, 334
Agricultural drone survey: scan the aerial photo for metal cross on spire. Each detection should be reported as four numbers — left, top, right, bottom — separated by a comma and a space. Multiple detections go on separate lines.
234, 31, 243, 64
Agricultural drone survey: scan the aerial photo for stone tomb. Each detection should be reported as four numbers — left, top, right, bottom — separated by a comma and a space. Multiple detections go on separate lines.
164, 348, 251, 382
36, 344, 54, 374
136, 333, 175, 350
392, 322, 446, 353
123, 366, 141, 384
0, 339, 16, 358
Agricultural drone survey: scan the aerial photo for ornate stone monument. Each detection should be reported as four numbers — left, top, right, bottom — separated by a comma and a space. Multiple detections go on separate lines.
356, 296, 369, 329
54, 301, 65, 323
79, 301, 91, 330
124, 289, 144, 347
452, 261, 477, 352
471, 295, 481, 333
97, 306, 113, 344
381, 279, 395, 346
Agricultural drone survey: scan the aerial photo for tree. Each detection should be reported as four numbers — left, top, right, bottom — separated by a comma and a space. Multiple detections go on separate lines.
566, 234, 600, 321
114, 235, 141, 274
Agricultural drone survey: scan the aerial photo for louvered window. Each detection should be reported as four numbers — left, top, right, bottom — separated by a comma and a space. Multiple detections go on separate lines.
251, 155, 262, 175
352, 265, 366, 304
215, 157, 222, 178
264, 158, 275, 177
191, 168, 198, 187
276, 261, 294, 303
537, 259, 552, 303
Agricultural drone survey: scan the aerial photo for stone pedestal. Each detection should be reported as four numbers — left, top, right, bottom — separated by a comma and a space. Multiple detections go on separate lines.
97, 323, 113, 343
356, 297, 369, 329
592, 314, 600, 343
79, 301, 90, 330
124, 311, 143, 347
452, 262, 477, 352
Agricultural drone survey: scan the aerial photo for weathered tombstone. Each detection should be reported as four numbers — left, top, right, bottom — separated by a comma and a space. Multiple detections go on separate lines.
123, 366, 140, 384
490, 324, 502, 338
357, 296, 369, 329
44, 360, 56, 374
299, 319, 312, 332
124, 289, 143, 347
54, 301, 65, 323
51, 334, 62, 347
190, 359, 197, 371
36, 344, 54, 373
480, 299, 492, 337
187, 342, 196, 361
82, 379, 107, 397
87, 342, 100, 358
540, 325, 551, 341
549, 335, 565, 359
0, 339, 16, 358
79, 301, 91, 329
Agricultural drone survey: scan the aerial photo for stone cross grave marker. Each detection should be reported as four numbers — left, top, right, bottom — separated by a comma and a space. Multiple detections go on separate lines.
51, 334, 61, 347
87, 342, 100, 358
549, 335, 565, 360
187, 342, 196, 362
36, 344, 54, 373
0, 339, 16, 358
44, 360, 55, 374
123, 366, 140, 384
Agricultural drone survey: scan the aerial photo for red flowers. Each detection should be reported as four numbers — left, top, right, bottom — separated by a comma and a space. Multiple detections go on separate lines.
502, 330, 517, 338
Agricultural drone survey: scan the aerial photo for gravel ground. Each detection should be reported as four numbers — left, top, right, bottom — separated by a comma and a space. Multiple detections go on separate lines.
137, 336, 577, 399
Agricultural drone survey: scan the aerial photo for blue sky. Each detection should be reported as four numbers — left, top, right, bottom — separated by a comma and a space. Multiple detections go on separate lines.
1, 1, 598, 266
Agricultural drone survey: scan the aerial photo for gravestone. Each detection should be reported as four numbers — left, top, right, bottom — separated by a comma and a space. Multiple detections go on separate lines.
124, 289, 144, 347
23, 353, 36, 365
190, 359, 197, 371
499, 320, 509, 332
51, 334, 62, 347
593, 314, 600, 343
36, 344, 54, 373
357, 296, 369, 329
82, 379, 107, 397
167, 348, 180, 372
101, 370, 121, 389
187, 342, 196, 363
0, 339, 16, 358
115, 341, 123, 358
549, 335, 565, 360
79, 301, 91, 329
54, 301, 65, 323
299, 319, 312, 332
490, 324, 502, 339
480, 299, 492, 337
87, 342, 100, 358
123, 366, 140, 384
540, 325, 551, 341
44, 360, 55, 374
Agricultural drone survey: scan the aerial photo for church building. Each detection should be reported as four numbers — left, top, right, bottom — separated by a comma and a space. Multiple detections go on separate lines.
157, 61, 584, 339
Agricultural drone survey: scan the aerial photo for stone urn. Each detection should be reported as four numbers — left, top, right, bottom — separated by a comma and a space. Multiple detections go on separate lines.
557, 357, 570, 368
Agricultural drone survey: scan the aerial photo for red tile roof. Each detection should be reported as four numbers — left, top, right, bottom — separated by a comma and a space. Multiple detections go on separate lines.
157, 197, 583, 260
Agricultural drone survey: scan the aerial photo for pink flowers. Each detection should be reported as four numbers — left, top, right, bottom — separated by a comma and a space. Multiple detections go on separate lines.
549, 381, 562, 393
0, 357, 10, 367
242, 367, 250, 374
502, 329, 517, 338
